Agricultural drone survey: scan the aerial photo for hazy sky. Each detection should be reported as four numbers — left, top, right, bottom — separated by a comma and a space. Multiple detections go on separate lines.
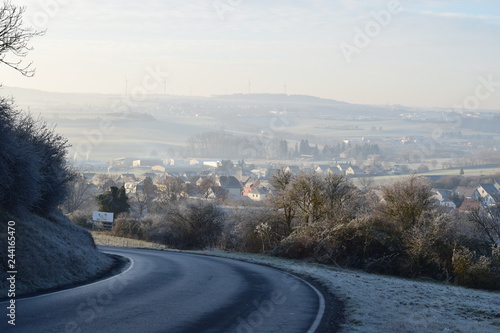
3, 0, 500, 108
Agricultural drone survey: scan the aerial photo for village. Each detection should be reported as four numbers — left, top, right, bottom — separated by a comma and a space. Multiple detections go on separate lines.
67, 155, 500, 223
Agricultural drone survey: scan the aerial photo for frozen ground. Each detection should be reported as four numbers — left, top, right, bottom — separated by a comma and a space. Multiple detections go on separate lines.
93, 234, 500, 333
0, 213, 113, 297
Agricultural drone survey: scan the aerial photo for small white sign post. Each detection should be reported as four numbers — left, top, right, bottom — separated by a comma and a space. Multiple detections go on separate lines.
92, 212, 114, 230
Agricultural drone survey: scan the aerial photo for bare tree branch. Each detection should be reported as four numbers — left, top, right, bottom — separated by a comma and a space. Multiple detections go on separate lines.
0, 2, 44, 77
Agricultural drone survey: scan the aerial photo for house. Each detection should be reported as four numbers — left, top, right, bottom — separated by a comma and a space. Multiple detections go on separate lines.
363, 165, 384, 175
432, 189, 456, 209
336, 163, 350, 175
454, 186, 476, 200
433, 189, 451, 202
206, 186, 227, 201
242, 177, 260, 196
315, 165, 332, 174
203, 160, 221, 168
219, 176, 243, 198
113, 157, 137, 167
494, 179, 500, 192
152, 165, 166, 173
251, 168, 267, 178
284, 166, 301, 174
124, 180, 144, 194
132, 159, 163, 168
439, 199, 457, 209
457, 200, 481, 213
248, 188, 268, 201
401, 137, 417, 144
473, 184, 500, 206
142, 172, 157, 179
115, 174, 136, 187
345, 166, 364, 176
90, 174, 116, 191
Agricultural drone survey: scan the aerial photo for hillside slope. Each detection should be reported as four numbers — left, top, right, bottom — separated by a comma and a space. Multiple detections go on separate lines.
0, 211, 113, 297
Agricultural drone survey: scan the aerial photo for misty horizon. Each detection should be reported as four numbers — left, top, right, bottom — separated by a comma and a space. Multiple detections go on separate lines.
3, 0, 500, 109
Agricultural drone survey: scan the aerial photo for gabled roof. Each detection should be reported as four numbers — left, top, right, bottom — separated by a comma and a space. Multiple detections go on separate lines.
347, 165, 364, 173
478, 183, 499, 197
458, 200, 481, 212
455, 186, 476, 198
219, 176, 243, 189
249, 188, 268, 195
337, 163, 350, 170
316, 165, 332, 171
434, 189, 450, 199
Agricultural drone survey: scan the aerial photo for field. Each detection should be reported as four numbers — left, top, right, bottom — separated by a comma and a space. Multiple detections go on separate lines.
4, 86, 500, 165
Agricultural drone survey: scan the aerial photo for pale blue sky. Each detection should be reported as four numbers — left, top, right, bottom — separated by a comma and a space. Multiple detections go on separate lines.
2, 0, 500, 108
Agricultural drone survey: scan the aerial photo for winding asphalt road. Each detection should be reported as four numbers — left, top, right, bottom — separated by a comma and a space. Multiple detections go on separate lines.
2, 247, 326, 333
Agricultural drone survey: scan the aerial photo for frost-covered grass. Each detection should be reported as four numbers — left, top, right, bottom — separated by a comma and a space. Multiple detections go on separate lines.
195, 251, 500, 333
92, 234, 500, 333
91, 231, 166, 249
0, 212, 114, 297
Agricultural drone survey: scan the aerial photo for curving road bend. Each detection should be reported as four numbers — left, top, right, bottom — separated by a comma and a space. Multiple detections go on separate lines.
2, 247, 325, 333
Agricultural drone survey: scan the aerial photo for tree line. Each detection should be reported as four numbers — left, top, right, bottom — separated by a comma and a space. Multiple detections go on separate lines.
186, 130, 381, 160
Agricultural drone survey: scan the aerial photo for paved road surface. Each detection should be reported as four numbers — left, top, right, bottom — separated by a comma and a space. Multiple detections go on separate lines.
1, 247, 325, 333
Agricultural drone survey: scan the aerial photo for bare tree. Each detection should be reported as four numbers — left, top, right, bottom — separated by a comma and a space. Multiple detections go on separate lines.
130, 177, 156, 217
199, 177, 217, 200
0, 2, 44, 76
290, 172, 324, 224
357, 176, 374, 191
269, 169, 296, 232
93, 174, 115, 191
62, 173, 93, 214
130, 191, 151, 217
378, 175, 434, 230
158, 177, 185, 203
323, 173, 358, 222
468, 206, 500, 245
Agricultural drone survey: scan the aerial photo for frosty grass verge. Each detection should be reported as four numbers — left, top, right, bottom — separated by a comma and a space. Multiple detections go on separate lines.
92, 232, 500, 333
